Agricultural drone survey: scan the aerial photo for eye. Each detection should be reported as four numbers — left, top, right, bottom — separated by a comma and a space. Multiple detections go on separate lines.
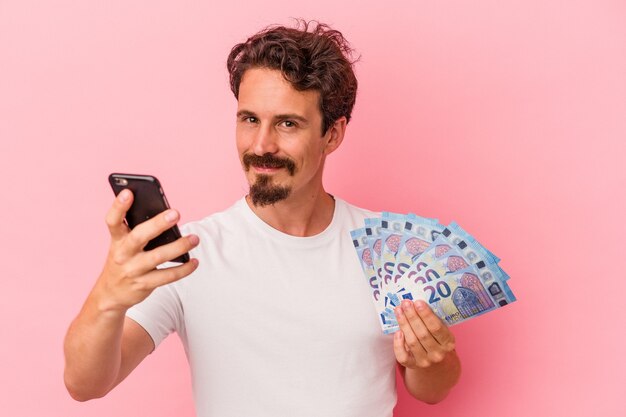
245, 116, 258, 123
280, 120, 297, 128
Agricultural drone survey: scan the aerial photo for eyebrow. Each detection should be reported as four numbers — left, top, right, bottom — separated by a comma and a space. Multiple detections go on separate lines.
236, 110, 309, 124
236, 110, 256, 119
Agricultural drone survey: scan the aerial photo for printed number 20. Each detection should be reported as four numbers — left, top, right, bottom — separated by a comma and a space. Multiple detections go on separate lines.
424, 281, 452, 303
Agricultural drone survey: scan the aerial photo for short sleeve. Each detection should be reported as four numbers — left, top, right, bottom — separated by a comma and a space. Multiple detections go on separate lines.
126, 279, 184, 349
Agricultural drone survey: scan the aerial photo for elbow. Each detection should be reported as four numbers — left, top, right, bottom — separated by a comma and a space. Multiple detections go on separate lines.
64, 373, 109, 402
66, 388, 94, 403
65, 385, 108, 403
419, 391, 450, 405
65, 386, 95, 402
410, 387, 451, 405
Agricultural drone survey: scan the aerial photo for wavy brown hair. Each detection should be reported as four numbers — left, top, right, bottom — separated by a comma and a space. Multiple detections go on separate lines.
227, 20, 358, 135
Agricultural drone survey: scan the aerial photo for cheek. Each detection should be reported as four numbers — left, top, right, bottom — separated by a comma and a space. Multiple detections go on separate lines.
235, 128, 250, 155
297, 148, 325, 173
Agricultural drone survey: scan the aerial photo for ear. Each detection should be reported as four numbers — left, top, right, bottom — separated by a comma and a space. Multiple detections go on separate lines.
323, 116, 347, 156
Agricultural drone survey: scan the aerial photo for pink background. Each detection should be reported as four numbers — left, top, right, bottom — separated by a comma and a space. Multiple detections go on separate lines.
1, 1, 625, 416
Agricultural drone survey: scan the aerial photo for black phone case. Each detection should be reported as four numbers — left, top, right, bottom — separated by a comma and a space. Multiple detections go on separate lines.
108, 173, 190, 263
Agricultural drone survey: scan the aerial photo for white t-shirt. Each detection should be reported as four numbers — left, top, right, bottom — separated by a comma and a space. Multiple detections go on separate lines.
127, 197, 397, 417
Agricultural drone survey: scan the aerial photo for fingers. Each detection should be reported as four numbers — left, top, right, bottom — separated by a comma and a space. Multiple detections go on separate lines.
139, 257, 200, 289
395, 301, 429, 364
413, 300, 456, 351
395, 300, 455, 367
109, 256, 199, 308
405, 300, 446, 354
105, 189, 134, 240
100, 194, 200, 311
122, 209, 181, 254
133, 234, 200, 271
118, 234, 199, 281
393, 330, 415, 368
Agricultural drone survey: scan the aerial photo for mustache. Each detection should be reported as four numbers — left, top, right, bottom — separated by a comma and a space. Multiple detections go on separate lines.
243, 153, 296, 176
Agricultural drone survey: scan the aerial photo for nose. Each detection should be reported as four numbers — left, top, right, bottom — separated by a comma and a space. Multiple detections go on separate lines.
252, 124, 279, 155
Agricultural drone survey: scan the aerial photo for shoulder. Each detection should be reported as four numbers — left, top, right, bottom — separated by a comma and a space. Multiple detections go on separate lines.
334, 197, 380, 229
179, 198, 249, 238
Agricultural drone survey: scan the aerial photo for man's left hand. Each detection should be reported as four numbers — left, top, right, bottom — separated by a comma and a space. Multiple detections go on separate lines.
393, 299, 456, 369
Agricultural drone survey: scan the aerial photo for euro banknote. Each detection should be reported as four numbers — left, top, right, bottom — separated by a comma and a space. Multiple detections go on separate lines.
388, 215, 444, 298
350, 215, 516, 333
364, 218, 384, 285
378, 212, 409, 308
350, 228, 398, 333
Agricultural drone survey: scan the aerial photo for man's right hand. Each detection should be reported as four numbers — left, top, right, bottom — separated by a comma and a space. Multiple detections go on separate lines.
64, 188, 200, 401
94, 188, 200, 313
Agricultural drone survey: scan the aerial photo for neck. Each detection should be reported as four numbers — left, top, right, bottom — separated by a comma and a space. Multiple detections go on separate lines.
245, 186, 335, 237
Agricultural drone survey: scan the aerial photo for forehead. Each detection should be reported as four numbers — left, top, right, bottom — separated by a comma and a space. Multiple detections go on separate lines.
237, 68, 321, 118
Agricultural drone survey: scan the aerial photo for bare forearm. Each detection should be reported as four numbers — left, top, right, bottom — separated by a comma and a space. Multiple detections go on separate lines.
400, 349, 461, 404
63, 289, 126, 401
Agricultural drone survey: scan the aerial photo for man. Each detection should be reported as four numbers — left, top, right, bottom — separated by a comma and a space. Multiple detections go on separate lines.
64, 21, 461, 416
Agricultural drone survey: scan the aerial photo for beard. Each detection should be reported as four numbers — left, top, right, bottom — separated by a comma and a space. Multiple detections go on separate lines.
249, 174, 292, 207
243, 153, 297, 207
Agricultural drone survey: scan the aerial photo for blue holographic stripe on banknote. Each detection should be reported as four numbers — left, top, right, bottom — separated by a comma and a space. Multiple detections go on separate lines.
378, 212, 410, 306
364, 217, 384, 286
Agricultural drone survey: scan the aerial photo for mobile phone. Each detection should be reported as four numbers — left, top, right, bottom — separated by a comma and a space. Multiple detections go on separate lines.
108, 173, 190, 263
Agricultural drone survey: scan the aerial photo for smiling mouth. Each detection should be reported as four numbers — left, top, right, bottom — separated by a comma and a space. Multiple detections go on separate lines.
252, 164, 283, 173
